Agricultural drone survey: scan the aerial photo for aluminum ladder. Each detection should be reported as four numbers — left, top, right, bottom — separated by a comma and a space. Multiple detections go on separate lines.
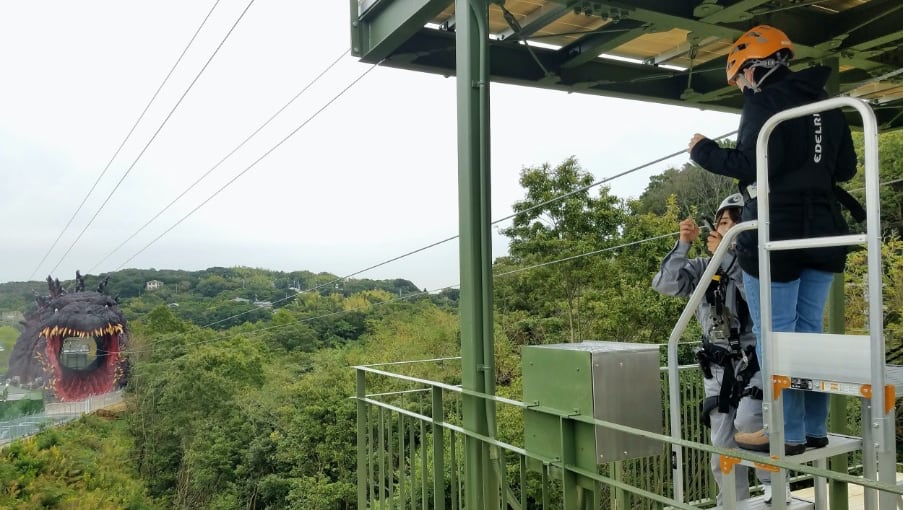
743, 97, 900, 510
667, 97, 901, 510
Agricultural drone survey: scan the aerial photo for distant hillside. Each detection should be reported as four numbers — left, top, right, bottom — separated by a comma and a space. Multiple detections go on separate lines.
0, 267, 430, 330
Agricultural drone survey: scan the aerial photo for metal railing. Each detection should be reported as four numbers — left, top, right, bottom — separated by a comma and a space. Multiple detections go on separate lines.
0, 391, 123, 447
355, 354, 900, 509
355, 354, 719, 509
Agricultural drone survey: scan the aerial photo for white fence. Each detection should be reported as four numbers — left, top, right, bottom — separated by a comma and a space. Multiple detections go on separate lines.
44, 390, 124, 416
0, 390, 123, 447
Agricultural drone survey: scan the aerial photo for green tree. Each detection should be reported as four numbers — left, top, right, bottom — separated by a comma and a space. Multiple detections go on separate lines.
845, 130, 903, 236
498, 156, 626, 343
634, 145, 738, 221
195, 275, 234, 298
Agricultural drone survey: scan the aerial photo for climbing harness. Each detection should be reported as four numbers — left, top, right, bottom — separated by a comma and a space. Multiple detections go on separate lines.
696, 267, 760, 427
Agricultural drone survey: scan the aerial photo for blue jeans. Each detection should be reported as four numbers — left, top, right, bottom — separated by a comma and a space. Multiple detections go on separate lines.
742, 269, 834, 444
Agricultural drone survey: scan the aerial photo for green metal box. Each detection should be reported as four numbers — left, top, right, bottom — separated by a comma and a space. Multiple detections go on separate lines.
523, 341, 662, 469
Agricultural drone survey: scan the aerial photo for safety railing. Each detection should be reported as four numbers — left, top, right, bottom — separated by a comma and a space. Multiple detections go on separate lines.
0, 391, 123, 447
355, 355, 900, 509
357, 354, 745, 509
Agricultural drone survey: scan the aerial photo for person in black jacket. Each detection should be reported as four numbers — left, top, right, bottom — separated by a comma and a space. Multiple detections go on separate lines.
686, 25, 857, 457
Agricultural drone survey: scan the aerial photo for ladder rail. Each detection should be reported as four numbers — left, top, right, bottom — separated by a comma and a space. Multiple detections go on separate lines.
754, 97, 889, 510
665, 97, 890, 508
755, 96, 886, 451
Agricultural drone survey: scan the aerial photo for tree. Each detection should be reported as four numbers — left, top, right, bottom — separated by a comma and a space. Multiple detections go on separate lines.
634, 140, 738, 221
497, 156, 626, 343
195, 275, 234, 298
845, 130, 903, 236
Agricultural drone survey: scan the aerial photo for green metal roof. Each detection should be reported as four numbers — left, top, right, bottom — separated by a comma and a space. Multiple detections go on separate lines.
350, 0, 902, 129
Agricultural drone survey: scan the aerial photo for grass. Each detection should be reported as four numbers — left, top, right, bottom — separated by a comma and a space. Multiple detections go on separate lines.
0, 325, 20, 374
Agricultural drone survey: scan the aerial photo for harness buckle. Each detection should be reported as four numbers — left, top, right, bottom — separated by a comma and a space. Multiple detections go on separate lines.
743, 182, 758, 201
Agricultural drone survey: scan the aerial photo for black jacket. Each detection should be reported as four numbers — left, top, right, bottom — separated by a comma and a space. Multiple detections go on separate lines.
690, 66, 857, 282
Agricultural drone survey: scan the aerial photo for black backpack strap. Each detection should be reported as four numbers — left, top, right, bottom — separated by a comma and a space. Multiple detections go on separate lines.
834, 185, 866, 222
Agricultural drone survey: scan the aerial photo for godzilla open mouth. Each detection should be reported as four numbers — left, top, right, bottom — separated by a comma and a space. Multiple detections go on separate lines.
40, 323, 124, 401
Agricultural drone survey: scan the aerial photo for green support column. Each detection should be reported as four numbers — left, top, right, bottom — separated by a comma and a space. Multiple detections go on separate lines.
455, 0, 498, 509
823, 56, 848, 510
356, 370, 368, 510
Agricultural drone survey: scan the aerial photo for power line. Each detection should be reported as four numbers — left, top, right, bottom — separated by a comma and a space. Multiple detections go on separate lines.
127, 115, 892, 351
86, 49, 351, 274
113, 59, 382, 333
27, 0, 223, 281
46, 0, 257, 278
110, 61, 379, 272
493, 130, 739, 226
494, 232, 677, 277
202, 232, 456, 329
120, 227, 684, 355
145, 133, 736, 331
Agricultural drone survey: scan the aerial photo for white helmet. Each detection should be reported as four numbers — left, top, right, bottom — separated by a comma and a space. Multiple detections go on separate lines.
716, 193, 744, 220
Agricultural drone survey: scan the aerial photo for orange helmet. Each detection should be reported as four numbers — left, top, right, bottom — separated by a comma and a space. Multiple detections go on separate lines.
725, 25, 794, 85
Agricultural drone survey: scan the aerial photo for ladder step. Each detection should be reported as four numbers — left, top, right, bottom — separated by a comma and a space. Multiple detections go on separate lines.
708, 494, 814, 509
735, 433, 862, 467
772, 333, 871, 384
787, 433, 862, 463
886, 365, 903, 394
772, 336, 899, 402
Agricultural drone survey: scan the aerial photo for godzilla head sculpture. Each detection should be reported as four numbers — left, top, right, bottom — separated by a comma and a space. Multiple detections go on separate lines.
6, 271, 129, 401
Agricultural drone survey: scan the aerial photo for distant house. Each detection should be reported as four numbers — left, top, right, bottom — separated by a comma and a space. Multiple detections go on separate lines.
232, 297, 250, 303
145, 280, 163, 291
253, 301, 273, 309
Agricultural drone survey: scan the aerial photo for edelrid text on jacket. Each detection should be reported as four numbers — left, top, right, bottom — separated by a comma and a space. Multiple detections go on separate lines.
690, 66, 857, 281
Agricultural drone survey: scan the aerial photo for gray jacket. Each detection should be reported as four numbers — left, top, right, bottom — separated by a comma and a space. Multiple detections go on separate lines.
652, 241, 755, 350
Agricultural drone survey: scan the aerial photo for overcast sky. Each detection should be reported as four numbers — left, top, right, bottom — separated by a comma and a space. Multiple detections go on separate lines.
0, 1, 741, 291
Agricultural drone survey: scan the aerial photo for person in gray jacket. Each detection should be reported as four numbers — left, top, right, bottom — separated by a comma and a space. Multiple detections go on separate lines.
652, 193, 767, 503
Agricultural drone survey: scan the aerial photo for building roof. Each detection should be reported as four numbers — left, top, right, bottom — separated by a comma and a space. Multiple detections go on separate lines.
351, 0, 902, 129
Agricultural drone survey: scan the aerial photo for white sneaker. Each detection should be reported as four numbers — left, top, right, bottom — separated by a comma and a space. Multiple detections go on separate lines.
763, 484, 791, 505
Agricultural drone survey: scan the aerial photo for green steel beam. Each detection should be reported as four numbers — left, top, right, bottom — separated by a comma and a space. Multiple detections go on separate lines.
350, 0, 450, 62
432, 387, 446, 510
356, 370, 368, 510
498, 1, 572, 42
456, 1, 498, 509
558, 20, 650, 70
352, 0, 901, 129
823, 57, 849, 510
697, 0, 770, 24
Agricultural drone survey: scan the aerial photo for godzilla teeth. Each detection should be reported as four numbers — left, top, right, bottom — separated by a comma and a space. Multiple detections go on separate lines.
40, 323, 123, 338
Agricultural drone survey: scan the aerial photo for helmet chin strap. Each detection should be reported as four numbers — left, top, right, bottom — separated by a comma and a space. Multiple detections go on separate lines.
740, 57, 789, 92
736, 74, 759, 93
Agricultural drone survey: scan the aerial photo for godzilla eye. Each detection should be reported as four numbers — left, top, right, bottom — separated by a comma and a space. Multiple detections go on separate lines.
54, 308, 59, 313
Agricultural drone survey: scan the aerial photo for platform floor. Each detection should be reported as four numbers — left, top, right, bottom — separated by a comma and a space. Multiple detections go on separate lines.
791, 473, 903, 510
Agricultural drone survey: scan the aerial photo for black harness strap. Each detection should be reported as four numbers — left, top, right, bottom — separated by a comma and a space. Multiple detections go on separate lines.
697, 344, 761, 425
834, 185, 867, 222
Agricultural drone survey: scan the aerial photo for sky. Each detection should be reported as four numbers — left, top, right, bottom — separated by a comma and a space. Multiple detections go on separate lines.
0, 1, 742, 292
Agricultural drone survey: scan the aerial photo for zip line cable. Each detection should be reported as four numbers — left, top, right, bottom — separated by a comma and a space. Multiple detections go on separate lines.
27, 0, 223, 282
115, 59, 385, 332
202, 232, 457, 329
86, 49, 351, 274
494, 232, 678, 278
120, 138, 900, 351
492, 130, 739, 226
45, 0, 257, 278
153, 132, 742, 332
120, 228, 686, 355
111, 61, 380, 272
